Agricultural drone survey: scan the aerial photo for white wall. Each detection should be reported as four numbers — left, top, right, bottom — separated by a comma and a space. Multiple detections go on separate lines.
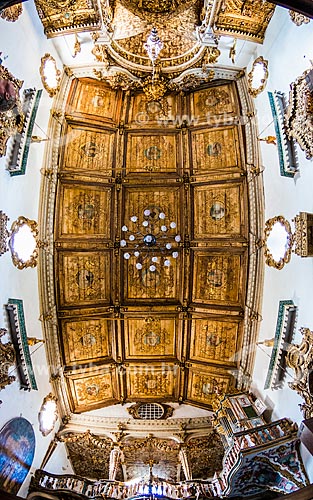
0, 2, 67, 496
250, 7, 313, 482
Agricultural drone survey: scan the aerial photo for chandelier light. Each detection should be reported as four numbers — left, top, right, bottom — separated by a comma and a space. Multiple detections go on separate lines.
120, 208, 181, 272
144, 27, 163, 66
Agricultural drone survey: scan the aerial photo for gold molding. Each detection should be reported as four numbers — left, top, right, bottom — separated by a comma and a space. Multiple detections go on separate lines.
289, 10, 310, 26
263, 215, 293, 270
0, 3, 23, 21
8, 216, 39, 270
247, 56, 269, 98
39, 54, 61, 97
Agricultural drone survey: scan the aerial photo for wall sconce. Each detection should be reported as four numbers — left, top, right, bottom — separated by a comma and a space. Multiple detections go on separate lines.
39, 54, 61, 97
247, 56, 269, 97
38, 393, 58, 436
8, 216, 38, 269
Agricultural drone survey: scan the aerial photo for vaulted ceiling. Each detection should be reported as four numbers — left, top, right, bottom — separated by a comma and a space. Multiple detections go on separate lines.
48, 76, 260, 415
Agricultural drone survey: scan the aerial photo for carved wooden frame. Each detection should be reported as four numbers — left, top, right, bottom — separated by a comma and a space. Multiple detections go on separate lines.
38, 393, 58, 436
40, 54, 61, 97
8, 216, 39, 269
247, 56, 269, 98
263, 215, 293, 270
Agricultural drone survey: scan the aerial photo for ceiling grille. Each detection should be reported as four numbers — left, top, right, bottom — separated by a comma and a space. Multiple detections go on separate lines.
137, 403, 165, 420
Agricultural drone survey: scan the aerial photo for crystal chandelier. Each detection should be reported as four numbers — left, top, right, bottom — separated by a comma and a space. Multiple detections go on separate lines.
120, 208, 181, 272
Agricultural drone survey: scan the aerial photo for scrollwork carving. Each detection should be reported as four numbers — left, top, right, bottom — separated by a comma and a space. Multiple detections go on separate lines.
0, 328, 16, 390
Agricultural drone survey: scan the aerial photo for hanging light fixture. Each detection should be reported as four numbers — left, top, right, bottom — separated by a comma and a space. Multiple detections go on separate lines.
120, 208, 181, 272
144, 27, 163, 67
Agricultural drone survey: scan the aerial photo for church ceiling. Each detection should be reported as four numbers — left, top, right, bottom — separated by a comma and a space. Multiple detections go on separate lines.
50, 77, 254, 414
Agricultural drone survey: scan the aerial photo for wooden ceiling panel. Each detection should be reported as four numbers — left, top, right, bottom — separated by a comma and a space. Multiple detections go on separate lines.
124, 363, 178, 401
186, 366, 235, 408
188, 316, 240, 366
122, 252, 181, 302
126, 93, 181, 128
192, 181, 245, 240
125, 131, 180, 176
191, 251, 245, 308
57, 251, 111, 308
56, 183, 112, 240
191, 126, 242, 175
61, 122, 115, 176
66, 79, 122, 124
61, 316, 113, 366
66, 366, 119, 412
124, 316, 177, 360
190, 84, 238, 123
123, 186, 183, 222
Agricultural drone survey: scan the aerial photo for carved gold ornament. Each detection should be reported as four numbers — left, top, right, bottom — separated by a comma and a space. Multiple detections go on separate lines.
263, 215, 293, 270
289, 10, 310, 26
0, 3, 23, 21
39, 54, 61, 97
8, 216, 39, 269
247, 56, 269, 97
285, 67, 313, 160
0, 64, 24, 157
0, 328, 16, 390
286, 327, 313, 419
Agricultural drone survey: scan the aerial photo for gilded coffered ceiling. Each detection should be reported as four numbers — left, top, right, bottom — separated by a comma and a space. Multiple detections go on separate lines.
38, 74, 264, 417
34, 0, 266, 481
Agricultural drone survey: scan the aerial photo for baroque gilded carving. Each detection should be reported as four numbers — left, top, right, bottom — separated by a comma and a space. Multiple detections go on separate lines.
0, 211, 9, 256
289, 10, 310, 26
0, 3, 23, 21
186, 434, 225, 477
213, 0, 275, 43
0, 328, 16, 390
34, 0, 101, 37
61, 431, 114, 479
286, 327, 313, 419
285, 66, 313, 160
0, 64, 24, 157
118, 0, 196, 19
293, 212, 313, 257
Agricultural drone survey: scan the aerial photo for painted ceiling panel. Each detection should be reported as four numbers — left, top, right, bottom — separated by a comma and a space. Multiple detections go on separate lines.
51, 78, 255, 413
